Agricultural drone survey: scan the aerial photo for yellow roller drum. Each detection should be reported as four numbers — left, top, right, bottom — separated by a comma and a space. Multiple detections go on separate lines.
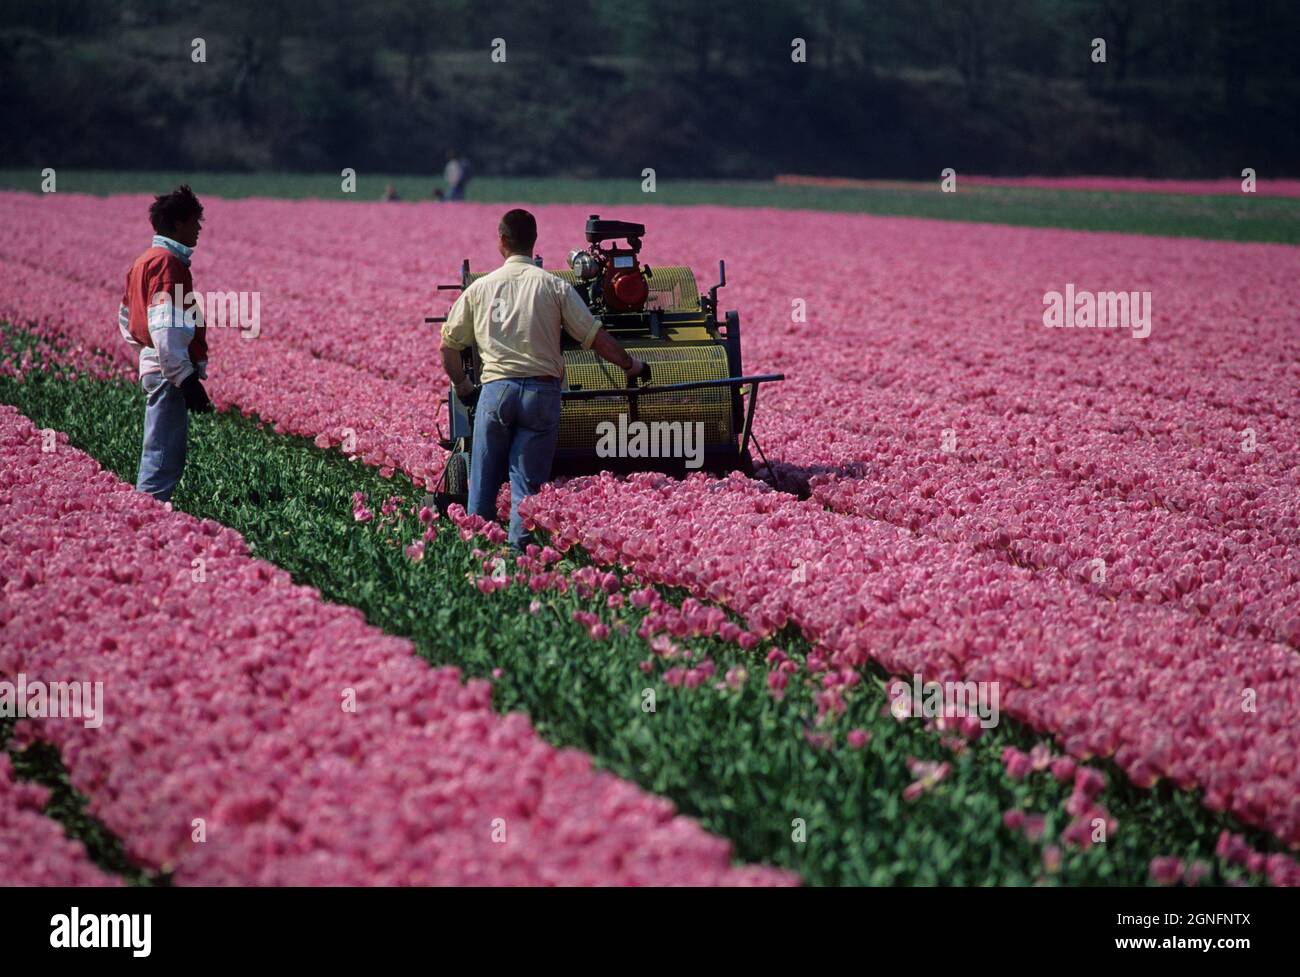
558, 342, 733, 455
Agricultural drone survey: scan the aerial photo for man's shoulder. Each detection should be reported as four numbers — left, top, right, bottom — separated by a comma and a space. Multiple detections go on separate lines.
134, 248, 188, 279
515, 262, 557, 283
510, 262, 571, 294
461, 270, 497, 298
477, 260, 556, 287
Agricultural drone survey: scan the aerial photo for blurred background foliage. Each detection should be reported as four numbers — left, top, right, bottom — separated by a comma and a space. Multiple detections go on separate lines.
2, 0, 1297, 179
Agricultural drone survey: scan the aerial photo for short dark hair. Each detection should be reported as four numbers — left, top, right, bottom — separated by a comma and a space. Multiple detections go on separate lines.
149, 184, 203, 235
498, 209, 537, 253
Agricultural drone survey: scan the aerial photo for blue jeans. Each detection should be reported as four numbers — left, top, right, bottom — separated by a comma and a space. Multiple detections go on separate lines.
469, 377, 562, 548
136, 372, 189, 502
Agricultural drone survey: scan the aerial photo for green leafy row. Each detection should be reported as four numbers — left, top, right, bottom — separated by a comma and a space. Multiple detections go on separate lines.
0, 329, 1277, 885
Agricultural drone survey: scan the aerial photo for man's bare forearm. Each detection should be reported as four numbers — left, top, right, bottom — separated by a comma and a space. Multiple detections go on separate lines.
590, 327, 637, 372
441, 345, 466, 383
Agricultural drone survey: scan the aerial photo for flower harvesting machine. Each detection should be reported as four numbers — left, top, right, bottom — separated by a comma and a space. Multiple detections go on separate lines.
426, 215, 784, 506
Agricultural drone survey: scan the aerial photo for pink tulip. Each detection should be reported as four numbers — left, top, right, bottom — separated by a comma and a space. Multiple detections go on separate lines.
1003, 749, 1033, 781
1149, 856, 1184, 886
1050, 757, 1077, 783
1042, 845, 1062, 873
767, 671, 788, 700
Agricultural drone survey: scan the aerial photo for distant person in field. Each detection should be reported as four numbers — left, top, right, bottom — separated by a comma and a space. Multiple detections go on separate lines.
381, 182, 401, 201
440, 209, 648, 551
118, 184, 213, 504
444, 149, 470, 200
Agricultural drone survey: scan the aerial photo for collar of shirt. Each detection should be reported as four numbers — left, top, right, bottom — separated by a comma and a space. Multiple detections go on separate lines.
152, 234, 194, 266
504, 254, 535, 267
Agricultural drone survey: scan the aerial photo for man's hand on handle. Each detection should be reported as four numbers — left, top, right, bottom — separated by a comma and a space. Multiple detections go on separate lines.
454, 377, 481, 407
624, 357, 651, 384
442, 346, 480, 407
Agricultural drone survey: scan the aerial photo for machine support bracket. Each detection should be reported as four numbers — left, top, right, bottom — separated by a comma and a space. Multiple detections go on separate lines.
739, 380, 761, 460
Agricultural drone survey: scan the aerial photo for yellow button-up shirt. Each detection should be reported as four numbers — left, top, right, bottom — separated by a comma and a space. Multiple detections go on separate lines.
440, 254, 601, 383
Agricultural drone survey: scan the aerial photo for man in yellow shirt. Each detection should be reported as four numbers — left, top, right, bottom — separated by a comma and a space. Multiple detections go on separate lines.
440, 209, 647, 549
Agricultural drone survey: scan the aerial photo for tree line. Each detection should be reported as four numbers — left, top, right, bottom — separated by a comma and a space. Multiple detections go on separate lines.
3, 0, 1297, 178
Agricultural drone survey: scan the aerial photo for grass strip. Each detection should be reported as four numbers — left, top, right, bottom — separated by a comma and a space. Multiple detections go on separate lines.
2, 169, 1297, 243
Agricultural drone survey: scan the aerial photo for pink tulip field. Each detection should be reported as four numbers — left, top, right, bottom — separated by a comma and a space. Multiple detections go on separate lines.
1, 187, 1298, 886
0, 405, 790, 885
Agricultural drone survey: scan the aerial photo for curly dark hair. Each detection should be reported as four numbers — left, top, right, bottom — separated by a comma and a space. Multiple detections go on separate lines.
149, 184, 204, 235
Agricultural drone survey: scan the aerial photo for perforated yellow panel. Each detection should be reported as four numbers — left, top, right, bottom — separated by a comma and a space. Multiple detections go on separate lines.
641, 265, 700, 312
467, 265, 700, 313
558, 342, 733, 454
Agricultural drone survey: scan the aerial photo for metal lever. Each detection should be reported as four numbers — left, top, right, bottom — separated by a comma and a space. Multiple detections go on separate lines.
707, 260, 726, 318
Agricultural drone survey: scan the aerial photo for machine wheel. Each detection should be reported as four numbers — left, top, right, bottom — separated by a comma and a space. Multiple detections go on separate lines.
444, 450, 470, 499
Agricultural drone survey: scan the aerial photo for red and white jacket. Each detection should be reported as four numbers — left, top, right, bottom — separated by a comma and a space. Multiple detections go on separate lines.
118, 235, 208, 384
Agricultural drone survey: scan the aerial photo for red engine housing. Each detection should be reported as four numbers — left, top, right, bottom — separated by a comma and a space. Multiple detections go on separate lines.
598, 248, 649, 313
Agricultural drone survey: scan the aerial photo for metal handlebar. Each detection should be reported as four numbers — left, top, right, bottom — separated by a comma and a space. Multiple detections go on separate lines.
559, 373, 784, 401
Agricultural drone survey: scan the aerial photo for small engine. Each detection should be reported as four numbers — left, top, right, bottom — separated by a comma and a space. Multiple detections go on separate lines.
568, 215, 650, 314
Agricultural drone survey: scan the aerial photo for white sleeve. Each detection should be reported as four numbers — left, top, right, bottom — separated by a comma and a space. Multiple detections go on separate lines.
117, 303, 141, 350
147, 300, 196, 385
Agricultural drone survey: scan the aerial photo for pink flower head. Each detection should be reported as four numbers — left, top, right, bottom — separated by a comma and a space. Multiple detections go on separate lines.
1050, 757, 1077, 783
724, 667, 748, 690
846, 729, 871, 750
1004, 748, 1033, 781
1023, 815, 1047, 841
1042, 845, 1062, 873
1149, 857, 1184, 886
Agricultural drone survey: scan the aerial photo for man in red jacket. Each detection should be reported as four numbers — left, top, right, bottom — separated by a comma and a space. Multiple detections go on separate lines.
118, 185, 213, 503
